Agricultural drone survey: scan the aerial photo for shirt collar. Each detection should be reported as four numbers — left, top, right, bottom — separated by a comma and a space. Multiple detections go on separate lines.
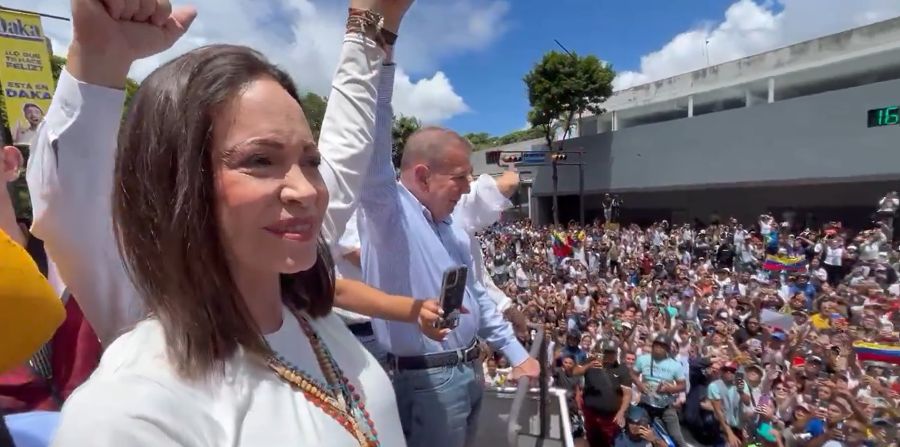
402, 183, 453, 226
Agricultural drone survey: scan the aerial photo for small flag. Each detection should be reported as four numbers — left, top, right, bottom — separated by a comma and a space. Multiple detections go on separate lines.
852, 341, 900, 365
763, 254, 806, 272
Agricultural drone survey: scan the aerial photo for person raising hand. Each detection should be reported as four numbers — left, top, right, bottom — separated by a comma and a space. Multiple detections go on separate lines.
31, 0, 418, 446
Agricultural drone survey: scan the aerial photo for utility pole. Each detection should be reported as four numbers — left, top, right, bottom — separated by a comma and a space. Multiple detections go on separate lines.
578, 151, 585, 225
551, 39, 571, 226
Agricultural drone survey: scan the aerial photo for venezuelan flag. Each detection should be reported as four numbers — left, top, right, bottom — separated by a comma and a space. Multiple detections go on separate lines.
763, 254, 806, 272
853, 341, 900, 365
550, 231, 572, 258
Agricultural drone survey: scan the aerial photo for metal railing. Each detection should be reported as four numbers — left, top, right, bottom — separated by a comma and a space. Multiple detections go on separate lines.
506, 324, 546, 446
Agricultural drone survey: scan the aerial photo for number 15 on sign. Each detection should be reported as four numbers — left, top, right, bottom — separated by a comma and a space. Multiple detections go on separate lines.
868, 106, 900, 128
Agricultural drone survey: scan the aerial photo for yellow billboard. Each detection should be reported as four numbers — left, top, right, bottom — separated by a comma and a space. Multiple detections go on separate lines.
0, 10, 54, 146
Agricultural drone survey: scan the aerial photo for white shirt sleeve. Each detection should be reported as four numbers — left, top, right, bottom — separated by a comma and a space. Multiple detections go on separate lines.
337, 210, 361, 256
453, 174, 512, 237
470, 239, 512, 313
27, 69, 141, 345
314, 36, 385, 253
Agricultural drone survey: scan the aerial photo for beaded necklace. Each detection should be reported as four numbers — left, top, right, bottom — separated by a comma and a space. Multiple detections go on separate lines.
266, 308, 379, 447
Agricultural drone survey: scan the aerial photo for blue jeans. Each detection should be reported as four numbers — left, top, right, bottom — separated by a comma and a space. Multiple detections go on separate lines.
393, 360, 483, 447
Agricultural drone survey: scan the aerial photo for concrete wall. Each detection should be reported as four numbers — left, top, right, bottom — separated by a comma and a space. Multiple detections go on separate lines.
531, 77, 900, 196
534, 180, 896, 227
601, 16, 900, 112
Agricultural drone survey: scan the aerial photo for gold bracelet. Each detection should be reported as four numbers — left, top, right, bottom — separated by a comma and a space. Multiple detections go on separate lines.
346, 8, 385, 46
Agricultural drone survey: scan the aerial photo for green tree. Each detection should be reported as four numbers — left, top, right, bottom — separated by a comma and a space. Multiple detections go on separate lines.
524, 50, 615, 224
494, 127, 543, 146
391, 114, 420, 168
463, 132, 496, 150
299, 92, 327, 141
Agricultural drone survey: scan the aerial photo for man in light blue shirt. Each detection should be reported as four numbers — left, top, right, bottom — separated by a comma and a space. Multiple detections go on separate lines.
633, 335, 688, 447
358, 63, 539, 447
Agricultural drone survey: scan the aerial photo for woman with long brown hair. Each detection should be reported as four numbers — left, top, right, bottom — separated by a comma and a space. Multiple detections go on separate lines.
26, 0, 419, 445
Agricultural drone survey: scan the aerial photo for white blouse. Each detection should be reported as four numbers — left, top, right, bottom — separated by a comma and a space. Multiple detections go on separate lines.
53, 308, 404, 446
27, 34, 405, 446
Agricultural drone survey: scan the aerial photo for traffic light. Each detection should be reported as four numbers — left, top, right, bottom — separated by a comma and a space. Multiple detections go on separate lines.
550, 152, 568, 161
502, 154, 522, 163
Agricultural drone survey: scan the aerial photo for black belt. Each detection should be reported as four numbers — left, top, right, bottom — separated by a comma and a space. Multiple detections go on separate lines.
391, 340, 479, 370
348, 322, 374, 337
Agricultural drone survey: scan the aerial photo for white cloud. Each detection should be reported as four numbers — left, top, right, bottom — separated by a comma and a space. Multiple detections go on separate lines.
11, 0, 510, 123
393, 68, 467, 124
613, 0, 900, 90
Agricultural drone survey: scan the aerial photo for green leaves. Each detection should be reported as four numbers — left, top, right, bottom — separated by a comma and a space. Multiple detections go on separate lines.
299, 92, 327, 141
392, 114, 421, 168
524, 50, 615, 147
462, 128, 544, 151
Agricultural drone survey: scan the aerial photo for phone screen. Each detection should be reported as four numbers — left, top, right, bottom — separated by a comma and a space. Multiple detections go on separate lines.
437, 266, 468, 330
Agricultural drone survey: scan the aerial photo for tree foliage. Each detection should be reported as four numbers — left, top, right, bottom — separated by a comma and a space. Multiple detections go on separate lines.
463, 132, 494, 149
299, 92, 327, 141
463, 127, 544, 151
391, 114, 420, 168
524, 51, 615, 149
524, 50, 615, 224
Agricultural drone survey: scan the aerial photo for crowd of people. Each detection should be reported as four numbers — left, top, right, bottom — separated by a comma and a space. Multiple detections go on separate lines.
0, 2, 898, 447
477, 211, 900, 446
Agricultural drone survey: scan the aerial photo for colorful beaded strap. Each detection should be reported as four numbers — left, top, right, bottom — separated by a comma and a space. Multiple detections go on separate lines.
266, 309, 379, 447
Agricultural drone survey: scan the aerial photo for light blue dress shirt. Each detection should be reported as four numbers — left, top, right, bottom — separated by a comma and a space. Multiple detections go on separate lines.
358, 65, 528, 366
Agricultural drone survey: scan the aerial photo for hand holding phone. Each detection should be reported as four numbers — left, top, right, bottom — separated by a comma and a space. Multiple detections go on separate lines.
435, 266, 468, 330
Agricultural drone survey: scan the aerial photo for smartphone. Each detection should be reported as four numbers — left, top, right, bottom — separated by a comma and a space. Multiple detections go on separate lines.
436, 266, 468, 330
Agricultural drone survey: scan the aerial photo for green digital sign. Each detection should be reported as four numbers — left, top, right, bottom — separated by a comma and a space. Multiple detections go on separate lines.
868, 106, 900, 128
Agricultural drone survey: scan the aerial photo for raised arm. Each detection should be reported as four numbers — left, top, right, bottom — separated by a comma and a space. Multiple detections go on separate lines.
453, 172, 517, 236
357, 54, 399, 215
316, 32, 384, 247
319, 1, 413, 247
26, 3, 198, 344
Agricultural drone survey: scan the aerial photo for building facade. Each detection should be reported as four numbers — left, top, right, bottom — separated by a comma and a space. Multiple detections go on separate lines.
519, 16, 900, 228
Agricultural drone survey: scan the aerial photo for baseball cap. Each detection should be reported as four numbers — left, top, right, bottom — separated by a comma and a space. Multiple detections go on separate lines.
722, 361, 739, 372
653, 334, 672, 348
599, 339, 619, 352
626, 406, 650, 424
771, 331, 787, 341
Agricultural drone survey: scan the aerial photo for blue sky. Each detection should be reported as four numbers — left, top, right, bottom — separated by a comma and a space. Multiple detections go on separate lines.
16, 0, 900, 137
442, 0, 760, 136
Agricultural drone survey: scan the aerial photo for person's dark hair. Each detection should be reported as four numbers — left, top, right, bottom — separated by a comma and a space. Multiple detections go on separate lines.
112, 44, 335, 379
